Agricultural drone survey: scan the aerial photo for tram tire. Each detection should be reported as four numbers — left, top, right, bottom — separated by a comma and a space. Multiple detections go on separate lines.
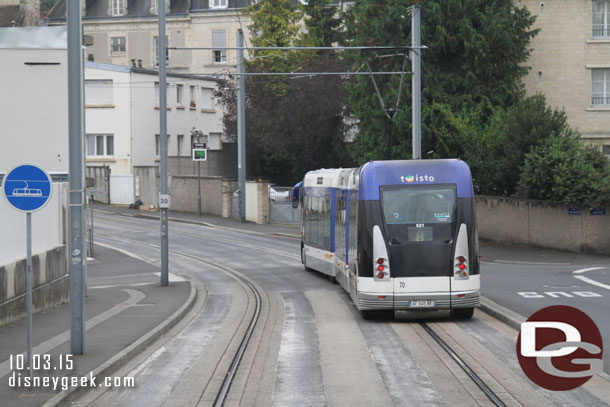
302, 246, 313, 272
360, 310, 377, 320
451, 307, 474, 319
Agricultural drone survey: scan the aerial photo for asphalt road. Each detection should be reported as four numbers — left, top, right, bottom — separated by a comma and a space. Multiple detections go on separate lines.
77, 211, 610, 407
480, 248, 610, 376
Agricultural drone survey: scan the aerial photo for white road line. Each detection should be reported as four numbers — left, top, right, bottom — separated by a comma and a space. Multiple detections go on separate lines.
128, 345, 167, 378
90, 282, 157, 289
572, 266, 607, 274
0, 289, 145, 379
491, 260, 571, 266
95, 241, 148, 263
573, 275, 610, 291
153, 272, 185, 282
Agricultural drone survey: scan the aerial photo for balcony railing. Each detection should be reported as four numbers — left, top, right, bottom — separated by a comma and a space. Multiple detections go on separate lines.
592, 96, 610, 106
593, 28, 610, 38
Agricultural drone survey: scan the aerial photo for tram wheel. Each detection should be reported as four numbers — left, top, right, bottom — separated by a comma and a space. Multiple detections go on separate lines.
302, 246, 313, 271
451, 307, 474, 319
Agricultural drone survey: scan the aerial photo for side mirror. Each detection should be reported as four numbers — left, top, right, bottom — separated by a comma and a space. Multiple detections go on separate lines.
291, 182, 302, 208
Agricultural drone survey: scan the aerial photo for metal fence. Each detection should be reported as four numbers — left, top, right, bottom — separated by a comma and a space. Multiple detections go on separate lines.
269, 186, 301, 224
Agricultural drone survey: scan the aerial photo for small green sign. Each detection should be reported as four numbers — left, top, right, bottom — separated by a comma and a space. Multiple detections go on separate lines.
192, 148, 207, 161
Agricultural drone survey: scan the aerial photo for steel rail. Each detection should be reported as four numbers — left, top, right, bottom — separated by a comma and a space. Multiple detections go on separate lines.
419, 322, 506, 407
95, 232, 263, 407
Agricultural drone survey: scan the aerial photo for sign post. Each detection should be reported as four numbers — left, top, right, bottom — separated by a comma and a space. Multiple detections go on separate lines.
192, 142, 207, 217
2, 164, 52, 378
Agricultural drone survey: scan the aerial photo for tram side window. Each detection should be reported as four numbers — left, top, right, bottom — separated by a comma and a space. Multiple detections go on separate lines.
348, 192, 358, 265
304, 194, 332, 250
335, 194, 347, 262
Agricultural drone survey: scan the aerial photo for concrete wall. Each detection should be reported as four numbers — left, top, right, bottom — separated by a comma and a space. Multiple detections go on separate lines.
168, 175, 224, 216
0, 246, 69, 325
0, 183, 68, 266
244, 181, 269, 224
133, 166, 158, 207
476, 196, 610, 255
86, 165, 110, 203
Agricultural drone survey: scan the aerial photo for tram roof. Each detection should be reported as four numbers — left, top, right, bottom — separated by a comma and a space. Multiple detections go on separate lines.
360, 159, 474, 199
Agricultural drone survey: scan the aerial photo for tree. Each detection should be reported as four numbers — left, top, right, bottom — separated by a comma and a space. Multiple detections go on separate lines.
343, 0, 538, 163
299, 0, 343, 47
516, 135, 610, 206
464, 94, 573, 195
214, 0, 352, 184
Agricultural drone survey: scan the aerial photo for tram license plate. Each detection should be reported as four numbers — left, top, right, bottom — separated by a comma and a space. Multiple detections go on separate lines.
409, 300, 435, 308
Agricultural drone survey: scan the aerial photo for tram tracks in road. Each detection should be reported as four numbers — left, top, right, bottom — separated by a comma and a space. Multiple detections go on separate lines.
96, 217, 508, 406
419, 322, 507, 407
95, 232, 263, 407
95, 213, 301, 262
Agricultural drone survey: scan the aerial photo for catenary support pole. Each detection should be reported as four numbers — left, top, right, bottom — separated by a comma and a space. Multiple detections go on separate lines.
67, 0, 86, 354
159, 1, 169, 286
237, 30, 246, 222
412, 5, 421, 160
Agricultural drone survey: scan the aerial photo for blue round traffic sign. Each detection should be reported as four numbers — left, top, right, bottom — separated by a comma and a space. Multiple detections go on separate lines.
2, 164, 52, 213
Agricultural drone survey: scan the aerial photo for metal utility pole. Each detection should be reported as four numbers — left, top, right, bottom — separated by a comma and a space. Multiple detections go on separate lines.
412, 5, 422, 160
237, 30, 246, 222
197, 160, 201, 216
159, 2, 169, 286
67, 0, 86, 354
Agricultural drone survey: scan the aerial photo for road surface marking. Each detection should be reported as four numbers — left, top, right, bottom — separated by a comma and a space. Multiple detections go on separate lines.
492, 260, 571, 266
95, 241, 148, 263
572, 266, 607, 274
573, 275, 610, 291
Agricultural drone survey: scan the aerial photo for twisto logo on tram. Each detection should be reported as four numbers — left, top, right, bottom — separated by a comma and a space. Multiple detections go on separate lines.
401, 174, 435, 183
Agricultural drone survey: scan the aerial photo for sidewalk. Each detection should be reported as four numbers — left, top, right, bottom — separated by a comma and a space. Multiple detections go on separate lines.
0, 244, 195, 407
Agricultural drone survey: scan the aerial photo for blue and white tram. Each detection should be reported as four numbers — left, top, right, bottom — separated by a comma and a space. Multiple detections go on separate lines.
293, 159, 480, 318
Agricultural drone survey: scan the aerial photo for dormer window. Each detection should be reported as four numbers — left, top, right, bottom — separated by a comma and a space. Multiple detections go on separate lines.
111, 0, 126, 16
210, 0, 228, 9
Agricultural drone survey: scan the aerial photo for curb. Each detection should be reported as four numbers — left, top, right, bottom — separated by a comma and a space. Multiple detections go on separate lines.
41, 279, 198, 407
479, 295, 525, 331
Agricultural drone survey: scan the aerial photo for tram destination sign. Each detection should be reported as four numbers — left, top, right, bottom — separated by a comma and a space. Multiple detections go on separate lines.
2, 164, 52, 213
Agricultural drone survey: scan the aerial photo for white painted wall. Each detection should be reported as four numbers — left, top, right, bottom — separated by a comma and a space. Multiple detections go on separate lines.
0, 50, 69, 172
131, 71, 223, 168
0, 27, 69, 267
85, 64, 133, 175
0, 183, 66, 266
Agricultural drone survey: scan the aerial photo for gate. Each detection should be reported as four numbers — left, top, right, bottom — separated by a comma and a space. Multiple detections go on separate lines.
109, 174, 135, 205
269, 186, 301, 223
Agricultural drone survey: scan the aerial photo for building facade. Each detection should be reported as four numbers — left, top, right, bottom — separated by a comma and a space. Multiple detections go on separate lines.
48, 0, 255, 74
84, 62, 224, 205
520, 0, 610, 151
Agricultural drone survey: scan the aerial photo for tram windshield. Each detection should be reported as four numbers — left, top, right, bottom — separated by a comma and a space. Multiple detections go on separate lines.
381, 186, 456, 243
